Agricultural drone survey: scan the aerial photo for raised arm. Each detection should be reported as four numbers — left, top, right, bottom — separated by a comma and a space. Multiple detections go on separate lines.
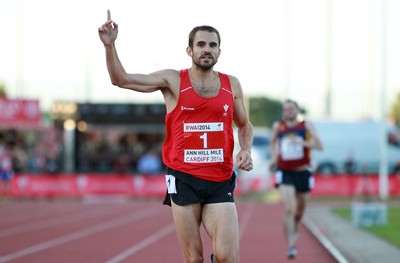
98, 10, 170, 93
231, 76, 254, 172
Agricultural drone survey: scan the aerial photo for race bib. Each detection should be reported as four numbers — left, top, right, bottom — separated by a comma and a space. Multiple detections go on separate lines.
281, 135, 304, 160
165, 174, 177, 194
183, 122, 224, 163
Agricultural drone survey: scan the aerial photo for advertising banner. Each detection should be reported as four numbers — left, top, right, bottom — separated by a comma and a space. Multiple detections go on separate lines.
0, 98, 42, 128
2, 173, 400, 198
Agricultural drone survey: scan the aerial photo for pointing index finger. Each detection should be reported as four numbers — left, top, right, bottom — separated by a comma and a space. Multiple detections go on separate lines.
107, 9, 111, 21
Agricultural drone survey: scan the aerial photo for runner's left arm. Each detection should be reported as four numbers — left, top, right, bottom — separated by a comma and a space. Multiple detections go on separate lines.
231, 76, 254, 171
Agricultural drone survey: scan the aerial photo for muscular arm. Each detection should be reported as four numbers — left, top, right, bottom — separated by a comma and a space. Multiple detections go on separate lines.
104, 43, 171, 92
269, 121, 280, 171
231, 76, 254, 171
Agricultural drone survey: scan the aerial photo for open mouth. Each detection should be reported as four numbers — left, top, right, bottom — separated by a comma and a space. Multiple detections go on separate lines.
201, 55, 213, 60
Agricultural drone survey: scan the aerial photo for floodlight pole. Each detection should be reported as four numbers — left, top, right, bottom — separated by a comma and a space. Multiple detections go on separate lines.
283, 0, 291, 100
379, 0, 389, 200
324, 0, 333, 119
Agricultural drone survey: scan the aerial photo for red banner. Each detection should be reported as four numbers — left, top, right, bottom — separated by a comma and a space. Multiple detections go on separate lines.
2, 173, 400, 198
311, 174, 400, 197
4, 173, 266, 198
0, 98, 42, 128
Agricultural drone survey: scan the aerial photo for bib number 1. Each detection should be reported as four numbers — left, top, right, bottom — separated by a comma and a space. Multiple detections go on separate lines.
200, 133, 208, 148
183, 122, 224, 163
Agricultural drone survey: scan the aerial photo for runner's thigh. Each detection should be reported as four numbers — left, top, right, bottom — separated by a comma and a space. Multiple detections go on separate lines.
171, 202, 203, 253
202, 203, 239, 252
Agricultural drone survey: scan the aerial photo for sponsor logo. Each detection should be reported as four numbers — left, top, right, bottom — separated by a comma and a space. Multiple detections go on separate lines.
181, 106, 195, 111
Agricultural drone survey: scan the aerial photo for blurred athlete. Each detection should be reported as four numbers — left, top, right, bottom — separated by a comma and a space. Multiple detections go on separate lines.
269, 99, 323, 259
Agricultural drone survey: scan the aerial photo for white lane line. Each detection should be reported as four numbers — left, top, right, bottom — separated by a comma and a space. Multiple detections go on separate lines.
303, 216, 350, 263
105, 223, 176, 263
238, 203, 255, 240
0, 208, 162, 263
0, 207, 116, 238
0, 205, 81, 224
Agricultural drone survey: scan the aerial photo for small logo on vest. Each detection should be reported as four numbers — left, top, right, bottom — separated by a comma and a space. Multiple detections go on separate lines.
181, 106, 195, 111
223, 104, 229, 116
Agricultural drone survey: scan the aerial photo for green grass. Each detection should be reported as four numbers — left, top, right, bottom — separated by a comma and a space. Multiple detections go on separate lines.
333, 207, 400, 248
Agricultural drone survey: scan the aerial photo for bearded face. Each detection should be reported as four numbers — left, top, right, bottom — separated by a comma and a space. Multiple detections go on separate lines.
193, 51, 218, 70
187, 31, 221, 71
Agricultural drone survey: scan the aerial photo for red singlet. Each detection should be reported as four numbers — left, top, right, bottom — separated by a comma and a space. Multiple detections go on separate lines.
162, 69, 235, 182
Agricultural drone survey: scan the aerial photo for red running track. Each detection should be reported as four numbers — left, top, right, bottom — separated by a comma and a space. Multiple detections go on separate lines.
0, 199, 338, 263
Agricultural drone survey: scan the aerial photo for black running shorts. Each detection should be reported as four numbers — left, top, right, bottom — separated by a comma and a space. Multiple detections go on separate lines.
275, 169, 314, 193
163, 167, 237, 206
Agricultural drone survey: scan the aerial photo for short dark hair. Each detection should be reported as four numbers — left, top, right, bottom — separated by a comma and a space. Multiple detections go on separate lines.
188, 25, 221, 48
283, 99, 299, 109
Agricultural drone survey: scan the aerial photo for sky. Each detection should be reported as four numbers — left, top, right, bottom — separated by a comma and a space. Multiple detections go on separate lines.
1, 0, 399, 121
